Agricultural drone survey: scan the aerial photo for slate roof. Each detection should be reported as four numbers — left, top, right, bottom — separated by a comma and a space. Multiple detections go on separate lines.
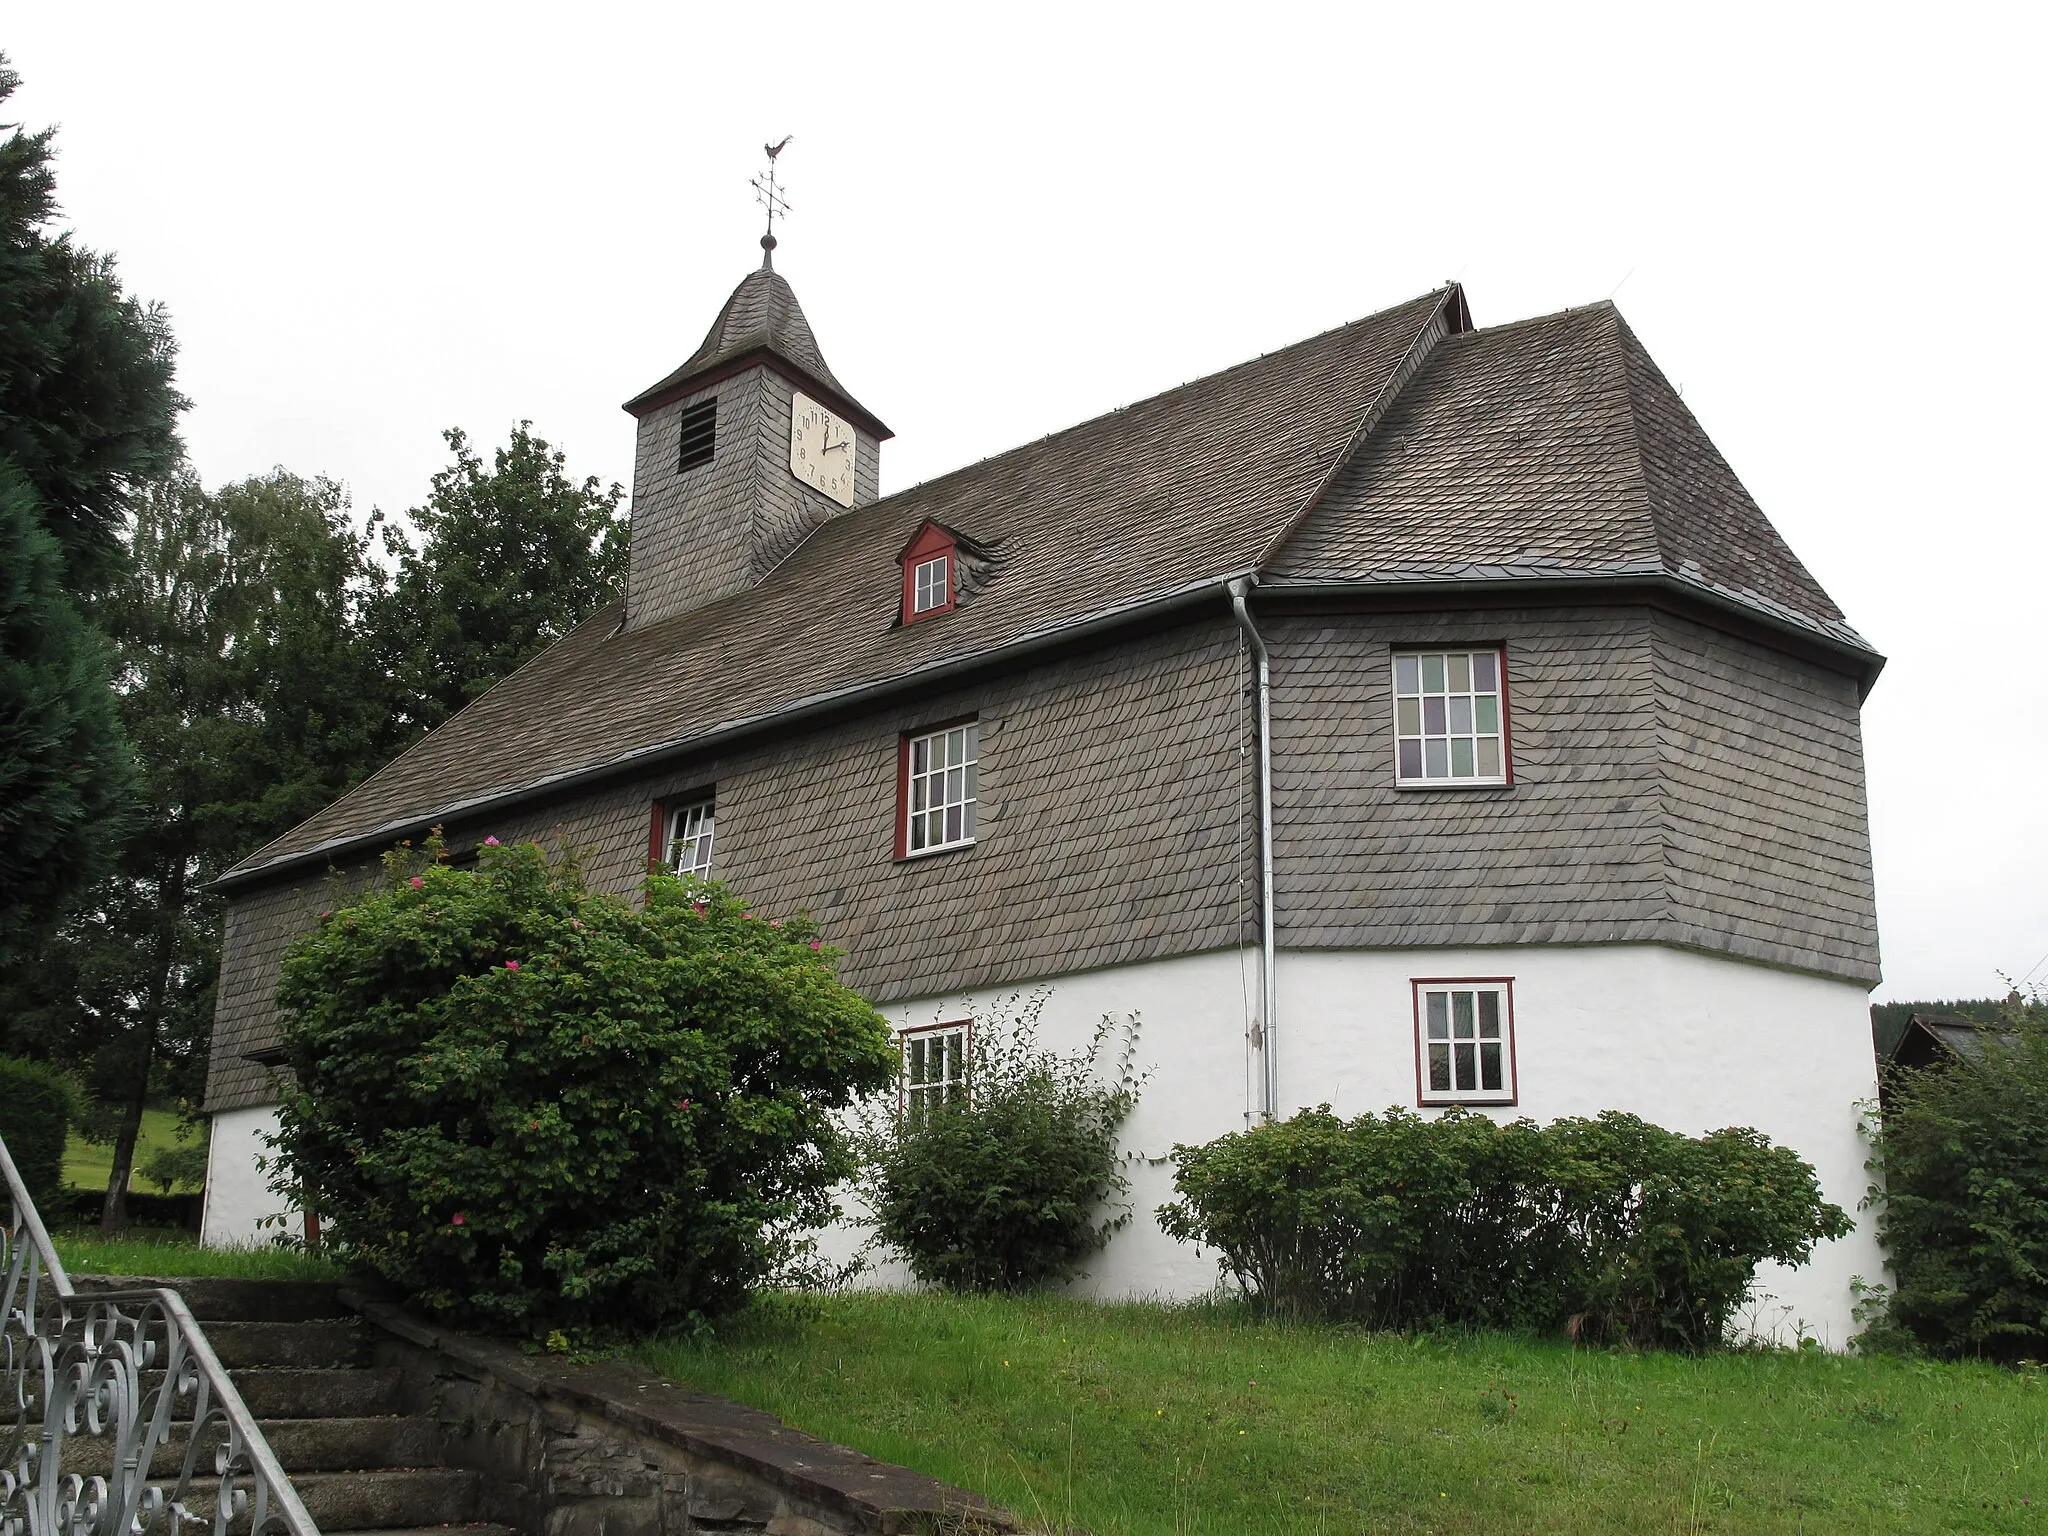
622, 262, 885, 432
1270, 304, 1867, 649
222, 286, 1452, 883
221, 283, 1873, 887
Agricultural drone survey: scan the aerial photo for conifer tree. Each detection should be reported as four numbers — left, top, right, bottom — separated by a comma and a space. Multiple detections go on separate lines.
0, 464, 133, 956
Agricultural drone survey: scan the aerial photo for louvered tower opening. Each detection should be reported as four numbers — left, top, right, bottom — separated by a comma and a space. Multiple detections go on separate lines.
676, 398, 716, 471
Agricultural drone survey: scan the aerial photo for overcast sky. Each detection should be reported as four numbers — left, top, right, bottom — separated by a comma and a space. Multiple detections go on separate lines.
9, 3, 2042, 1002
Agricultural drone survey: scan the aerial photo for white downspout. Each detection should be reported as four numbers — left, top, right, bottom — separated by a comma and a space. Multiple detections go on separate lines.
1227, 576, 1278, 1122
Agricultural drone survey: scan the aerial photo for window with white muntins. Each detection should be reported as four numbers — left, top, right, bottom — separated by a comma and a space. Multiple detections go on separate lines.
912, 554, 951, 615
666, 798, 715, 876
1394, 649, 1508, 785
901, 1021, 969, 1125
1414, 980, 1516, 1104
904, 723, 978, 854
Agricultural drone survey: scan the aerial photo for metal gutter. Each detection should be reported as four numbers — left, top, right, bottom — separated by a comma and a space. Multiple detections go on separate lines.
213, 573, 1248, 893
1227, 576, 1278, 1123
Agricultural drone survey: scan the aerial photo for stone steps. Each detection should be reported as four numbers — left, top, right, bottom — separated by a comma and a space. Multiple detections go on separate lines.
74, 1276, 502, 1536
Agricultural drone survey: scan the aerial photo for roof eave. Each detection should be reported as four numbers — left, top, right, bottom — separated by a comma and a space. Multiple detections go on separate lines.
622, 345, 894, 441
210, 572, 1247, 895
1255, 570, 1886, 695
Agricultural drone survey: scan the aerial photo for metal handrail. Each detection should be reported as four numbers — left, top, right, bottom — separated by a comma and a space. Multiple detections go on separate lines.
0, 1134, 319, 1536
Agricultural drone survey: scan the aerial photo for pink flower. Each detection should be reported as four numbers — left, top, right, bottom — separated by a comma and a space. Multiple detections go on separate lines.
451, 1212, 466, 1227
504, 960, 521, 972
677, 1099, 691, 1110
769, 919, 782, 928
809, 940, 822, 951
484, 836, 500, 847
410, 877, 424, 889
690, 903, 705, 915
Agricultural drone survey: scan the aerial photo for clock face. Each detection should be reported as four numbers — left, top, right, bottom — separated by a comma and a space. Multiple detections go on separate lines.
790, 392, 857, 508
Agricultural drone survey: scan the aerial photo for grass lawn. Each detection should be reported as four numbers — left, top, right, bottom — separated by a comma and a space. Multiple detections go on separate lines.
62, 1107, 202, 1194
47, 1231, 341, 1283
644, 1292, 2048, 1535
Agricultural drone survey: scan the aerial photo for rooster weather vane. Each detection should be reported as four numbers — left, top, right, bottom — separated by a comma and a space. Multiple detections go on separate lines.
753, 135, 793, 266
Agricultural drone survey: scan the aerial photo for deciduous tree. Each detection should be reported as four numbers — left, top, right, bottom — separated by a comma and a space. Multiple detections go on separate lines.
372, 424, 625, 737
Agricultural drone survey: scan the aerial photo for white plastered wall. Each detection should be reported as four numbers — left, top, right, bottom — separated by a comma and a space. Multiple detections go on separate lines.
201, 940, 1884, 1343
200, 1104, 295, 1248
823, 942, 1884, 1346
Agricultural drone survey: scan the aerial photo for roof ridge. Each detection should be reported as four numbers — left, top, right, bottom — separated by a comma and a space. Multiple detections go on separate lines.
860, 287, 1454, 521
1597, 303, 1666, 568
1607, 309, 1854, 633
1252, 286, 1466, 572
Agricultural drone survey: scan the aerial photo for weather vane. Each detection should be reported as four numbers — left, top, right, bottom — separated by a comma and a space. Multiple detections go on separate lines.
753, 136, 793, 266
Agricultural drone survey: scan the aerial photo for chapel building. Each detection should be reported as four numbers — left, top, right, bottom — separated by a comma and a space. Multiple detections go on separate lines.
203, 249, 1885, 1340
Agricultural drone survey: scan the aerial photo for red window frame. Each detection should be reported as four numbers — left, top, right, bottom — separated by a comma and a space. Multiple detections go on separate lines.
897, 521, 958, 624
895, 717, 979, 859
898, 1018, 972, 1119
648, 791, 715, 874
1411, 977, 1519, 1107
1390, 645, 1515, 788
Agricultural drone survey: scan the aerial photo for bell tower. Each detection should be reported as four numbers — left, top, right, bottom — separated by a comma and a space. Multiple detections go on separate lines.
620, 143, 890, 631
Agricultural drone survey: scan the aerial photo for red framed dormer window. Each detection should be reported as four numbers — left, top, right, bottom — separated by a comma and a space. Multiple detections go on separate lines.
898, 522, 958, 624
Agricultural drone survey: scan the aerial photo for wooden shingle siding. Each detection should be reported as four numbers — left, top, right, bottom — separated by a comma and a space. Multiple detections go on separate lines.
1652, 613, 1879, 981
1265, 607, 1666, 949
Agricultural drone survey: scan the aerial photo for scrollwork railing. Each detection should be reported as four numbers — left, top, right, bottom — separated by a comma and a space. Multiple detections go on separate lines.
0, 1136, 318, 1536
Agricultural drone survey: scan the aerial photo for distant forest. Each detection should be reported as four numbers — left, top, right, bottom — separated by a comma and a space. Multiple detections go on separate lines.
1870, 998, 2009, 1059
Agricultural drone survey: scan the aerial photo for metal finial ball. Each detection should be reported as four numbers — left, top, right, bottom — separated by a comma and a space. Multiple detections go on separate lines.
761, 233, 778, 252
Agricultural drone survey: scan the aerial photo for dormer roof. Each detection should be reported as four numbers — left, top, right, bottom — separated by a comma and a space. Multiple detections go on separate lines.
623, 264, 891, 438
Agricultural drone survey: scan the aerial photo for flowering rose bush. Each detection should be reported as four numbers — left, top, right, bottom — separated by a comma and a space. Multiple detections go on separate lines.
271, 835, 895, 1336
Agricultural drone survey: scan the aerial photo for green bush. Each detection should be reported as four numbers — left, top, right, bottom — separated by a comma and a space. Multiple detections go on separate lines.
0, 1057, 78, 1214
141, 1140, 208, 1196
1864, 991, 2048, 1361
1157, 1106, 1849, 1350
857, 994, 1142, 1292
271, 837, 897, 1337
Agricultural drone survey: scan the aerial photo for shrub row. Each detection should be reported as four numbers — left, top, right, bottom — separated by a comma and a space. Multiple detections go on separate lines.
1864, 996, 2048, 1361
1157, 1105, 1849, 1350
0, 1057, 77, 1212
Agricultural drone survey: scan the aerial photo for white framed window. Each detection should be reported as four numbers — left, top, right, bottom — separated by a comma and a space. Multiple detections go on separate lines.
1394, 649, 1509, 785
665, 798, 715, 876
902, 722, 978, 855
1414, 979, 1517, 1105
912, 554, 951, 615
901, 1021, 969, 1125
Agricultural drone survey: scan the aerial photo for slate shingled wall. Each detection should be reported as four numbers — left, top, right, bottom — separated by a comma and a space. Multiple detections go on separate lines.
1652, 610, 1878, 980
205, 618, 1253, 1114
205, 600, 1880, 1117
626, 369, 882, 631
1264, 606, 1666, 950
1260, 603, 1878, 981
